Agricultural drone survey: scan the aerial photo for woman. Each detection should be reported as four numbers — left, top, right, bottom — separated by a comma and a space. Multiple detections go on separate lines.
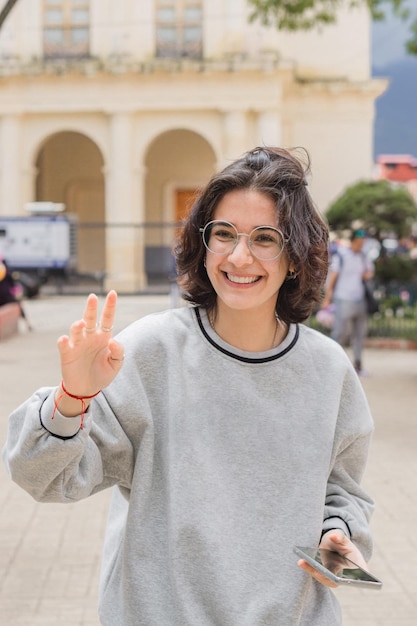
3, 147, 374, 625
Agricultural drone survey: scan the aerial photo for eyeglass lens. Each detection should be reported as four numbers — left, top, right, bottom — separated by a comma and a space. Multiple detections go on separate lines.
202, 221, 284, 260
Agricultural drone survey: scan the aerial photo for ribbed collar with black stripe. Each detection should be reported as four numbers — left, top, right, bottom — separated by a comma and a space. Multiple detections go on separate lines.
195, 307, 299, 364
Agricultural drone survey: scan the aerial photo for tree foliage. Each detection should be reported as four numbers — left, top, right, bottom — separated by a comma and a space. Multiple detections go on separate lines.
375, 253, 417, 283
248, 0, 417, 55
325, 180, 417, 238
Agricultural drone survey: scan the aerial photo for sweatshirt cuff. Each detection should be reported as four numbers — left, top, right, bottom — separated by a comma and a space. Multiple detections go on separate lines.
39, 391, 87, 439
321, 517, 351, 541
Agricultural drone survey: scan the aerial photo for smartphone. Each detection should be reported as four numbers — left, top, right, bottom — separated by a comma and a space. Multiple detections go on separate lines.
294, 546, 382, 589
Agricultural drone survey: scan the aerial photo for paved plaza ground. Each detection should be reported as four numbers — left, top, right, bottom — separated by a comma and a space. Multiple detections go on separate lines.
0, 294, 416, 625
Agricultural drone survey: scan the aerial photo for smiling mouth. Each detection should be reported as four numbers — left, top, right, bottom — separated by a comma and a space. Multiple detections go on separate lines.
226, 273, 261, 284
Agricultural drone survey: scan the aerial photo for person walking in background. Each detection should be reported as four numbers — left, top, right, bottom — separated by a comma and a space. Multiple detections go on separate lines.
322, 229, 375, 376
3, 147, 375, 625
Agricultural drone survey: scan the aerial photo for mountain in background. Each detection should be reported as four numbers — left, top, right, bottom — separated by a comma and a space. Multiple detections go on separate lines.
372, 58, 417, 159
371, 2, 417, 159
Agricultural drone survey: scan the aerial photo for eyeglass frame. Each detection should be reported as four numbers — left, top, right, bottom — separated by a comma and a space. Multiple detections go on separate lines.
199, 220, 288, 261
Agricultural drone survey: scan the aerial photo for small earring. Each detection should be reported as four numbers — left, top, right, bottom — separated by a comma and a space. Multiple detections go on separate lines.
286, 269, 297, 280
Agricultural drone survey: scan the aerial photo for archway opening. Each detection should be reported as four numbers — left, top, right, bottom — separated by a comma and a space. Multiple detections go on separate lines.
35, 131, 105, 275
144, 129, 216, 282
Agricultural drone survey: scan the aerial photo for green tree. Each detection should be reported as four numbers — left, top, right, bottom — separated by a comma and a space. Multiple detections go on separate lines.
326, 180, 417, 286
375, 254, 417, 283
248, 0, 417, 55
325, 180, 417, 238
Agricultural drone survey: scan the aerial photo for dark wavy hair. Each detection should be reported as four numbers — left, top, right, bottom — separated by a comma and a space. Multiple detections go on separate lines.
175, 146, 329, 324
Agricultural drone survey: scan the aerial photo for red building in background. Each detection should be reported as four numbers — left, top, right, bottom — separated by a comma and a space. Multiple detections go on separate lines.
375, 154, 417, 202
375, 154, 417, 182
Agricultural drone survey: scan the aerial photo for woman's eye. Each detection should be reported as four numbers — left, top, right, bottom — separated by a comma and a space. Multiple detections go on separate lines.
213, 229, 235, 240
253, 233, 277, 244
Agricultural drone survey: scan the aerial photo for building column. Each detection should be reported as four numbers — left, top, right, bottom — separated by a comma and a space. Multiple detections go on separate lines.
221, 110, 248, 164
105, 112, 146, 292
256, 109, 282, 147
0, 115, 21, 215
21, 165, 38, 208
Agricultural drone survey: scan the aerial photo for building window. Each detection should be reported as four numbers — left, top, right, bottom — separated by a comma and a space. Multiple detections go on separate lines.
43, 0, 90, 59
156, 1, 203, 59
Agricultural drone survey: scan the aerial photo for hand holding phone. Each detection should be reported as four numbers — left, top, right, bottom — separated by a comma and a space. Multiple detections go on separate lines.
294, 546, 382, 589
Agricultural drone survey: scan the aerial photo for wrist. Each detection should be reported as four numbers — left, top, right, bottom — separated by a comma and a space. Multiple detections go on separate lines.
52, 381, 101, 429
54, 386, 90, 417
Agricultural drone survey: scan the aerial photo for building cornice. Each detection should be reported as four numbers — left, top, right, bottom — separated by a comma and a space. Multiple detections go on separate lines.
0, 53, 286, 78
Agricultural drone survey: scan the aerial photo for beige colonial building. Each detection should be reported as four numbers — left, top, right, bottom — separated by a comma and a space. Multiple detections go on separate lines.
0, 0, 386, 291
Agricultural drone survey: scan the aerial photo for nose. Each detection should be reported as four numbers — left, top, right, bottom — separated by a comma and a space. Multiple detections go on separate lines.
228, 234, 254, 265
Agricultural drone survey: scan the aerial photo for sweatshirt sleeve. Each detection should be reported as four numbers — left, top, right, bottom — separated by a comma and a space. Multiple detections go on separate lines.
2, 386, 134, 503
323, 370, 375, 560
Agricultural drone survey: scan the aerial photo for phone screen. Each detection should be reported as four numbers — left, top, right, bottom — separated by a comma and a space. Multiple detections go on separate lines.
294, 546, 382, 588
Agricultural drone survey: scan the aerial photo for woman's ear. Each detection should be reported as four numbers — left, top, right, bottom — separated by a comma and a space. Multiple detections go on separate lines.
286, 268, 297, 280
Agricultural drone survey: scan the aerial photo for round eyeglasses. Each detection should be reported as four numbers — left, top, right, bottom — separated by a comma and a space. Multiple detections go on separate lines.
200, 220, 286, 261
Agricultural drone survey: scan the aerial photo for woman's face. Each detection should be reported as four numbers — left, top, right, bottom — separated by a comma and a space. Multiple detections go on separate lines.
204, 189, 290, 316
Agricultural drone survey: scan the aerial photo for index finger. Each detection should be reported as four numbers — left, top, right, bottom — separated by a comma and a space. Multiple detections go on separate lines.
297, 560, 338, 588
98, 290, 118, 332
82, 293, 99, 330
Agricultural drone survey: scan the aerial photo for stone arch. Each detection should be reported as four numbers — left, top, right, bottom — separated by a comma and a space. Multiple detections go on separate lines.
143, 128, 216, 282
35, 130, 106, 274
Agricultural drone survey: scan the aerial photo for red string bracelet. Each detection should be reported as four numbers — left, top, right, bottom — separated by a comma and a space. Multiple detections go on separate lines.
52, 380, 101, 430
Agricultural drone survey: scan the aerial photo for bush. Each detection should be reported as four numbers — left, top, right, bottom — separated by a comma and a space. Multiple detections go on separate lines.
375, 255, 417, 284
326, 180, 417, 238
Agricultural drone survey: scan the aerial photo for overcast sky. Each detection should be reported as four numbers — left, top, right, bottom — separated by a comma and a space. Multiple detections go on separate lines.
372, 2, 413, 67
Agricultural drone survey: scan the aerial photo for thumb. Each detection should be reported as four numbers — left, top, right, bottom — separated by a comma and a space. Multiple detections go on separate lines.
107, 339, 125, 367
323, 530, 348, 549
330, 531, 348, 545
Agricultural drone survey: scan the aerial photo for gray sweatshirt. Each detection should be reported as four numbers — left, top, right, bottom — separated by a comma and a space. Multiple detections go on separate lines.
3, 306, 374, 626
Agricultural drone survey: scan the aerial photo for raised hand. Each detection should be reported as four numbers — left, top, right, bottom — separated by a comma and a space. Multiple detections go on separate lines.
56, 290, 124, 415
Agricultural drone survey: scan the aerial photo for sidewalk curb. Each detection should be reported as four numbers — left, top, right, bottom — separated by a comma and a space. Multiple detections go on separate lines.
365, 337, 417, 350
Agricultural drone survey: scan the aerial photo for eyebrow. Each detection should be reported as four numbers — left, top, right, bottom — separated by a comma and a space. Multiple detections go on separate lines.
214, 220, 278, 231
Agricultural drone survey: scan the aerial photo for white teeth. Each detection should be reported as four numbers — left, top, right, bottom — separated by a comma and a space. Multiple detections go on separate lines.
227, 273, 259, 284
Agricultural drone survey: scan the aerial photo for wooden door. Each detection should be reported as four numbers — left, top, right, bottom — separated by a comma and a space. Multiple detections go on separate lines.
175, 188, 198, 223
